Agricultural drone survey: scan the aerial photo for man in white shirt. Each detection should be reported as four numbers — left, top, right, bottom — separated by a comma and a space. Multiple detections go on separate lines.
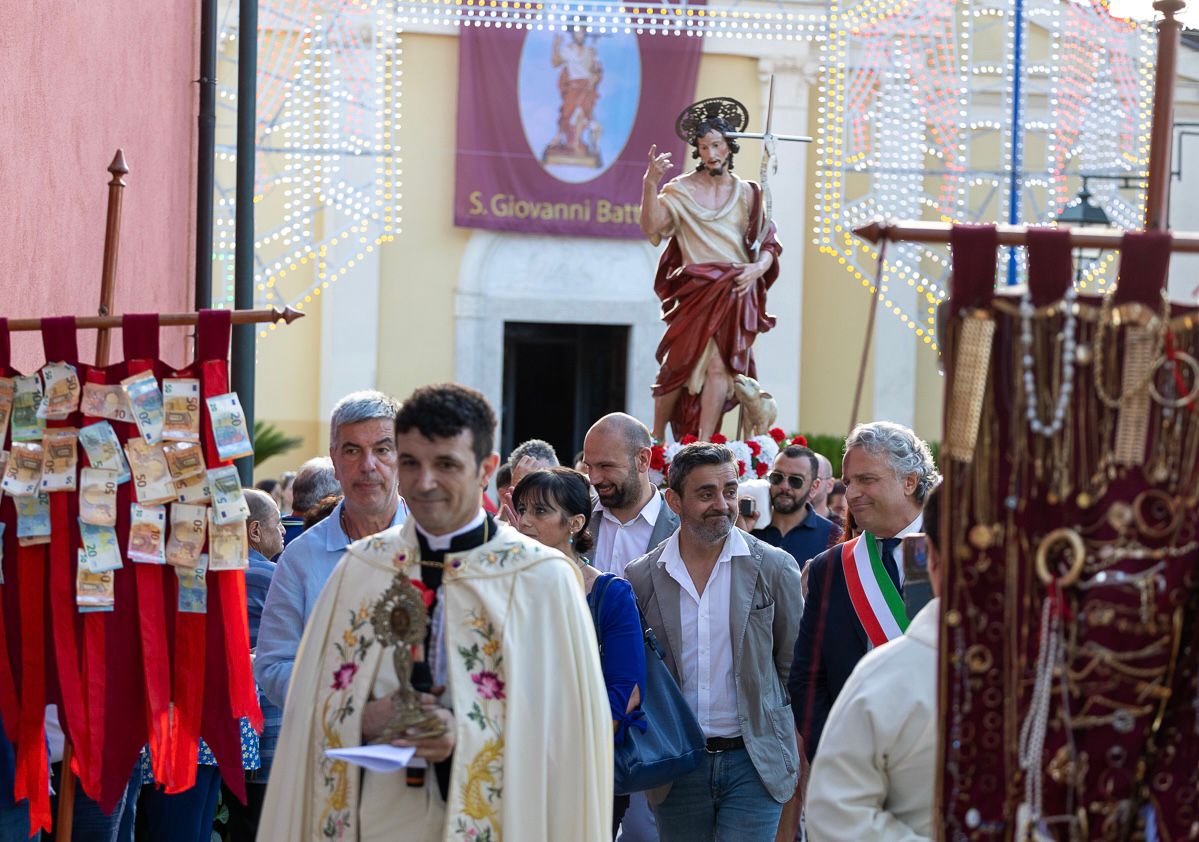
582, 413, 679, 576
626, 443, 803, 842
255, 391, 409, 708
805, 485, 943, 840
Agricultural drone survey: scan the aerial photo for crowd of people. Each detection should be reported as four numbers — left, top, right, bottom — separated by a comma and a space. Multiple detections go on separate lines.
235, 384, 939, 841
11, 383, 939, 841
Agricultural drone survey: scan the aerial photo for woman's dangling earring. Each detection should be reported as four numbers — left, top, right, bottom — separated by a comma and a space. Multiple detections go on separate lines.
568, 532, 575, 546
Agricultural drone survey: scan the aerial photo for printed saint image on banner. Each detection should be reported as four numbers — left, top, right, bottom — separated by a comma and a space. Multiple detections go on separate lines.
455, 24, 701, 239
518, 29, 641, 184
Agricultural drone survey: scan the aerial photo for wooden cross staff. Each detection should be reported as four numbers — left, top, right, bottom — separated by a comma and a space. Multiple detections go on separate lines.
50, 151, 303, 836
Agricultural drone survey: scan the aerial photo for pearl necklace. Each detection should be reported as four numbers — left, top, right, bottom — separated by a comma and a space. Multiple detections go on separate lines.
1019, 282, 1077, 437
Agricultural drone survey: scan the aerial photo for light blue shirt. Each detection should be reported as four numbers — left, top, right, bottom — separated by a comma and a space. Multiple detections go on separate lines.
253, 498, 408, 708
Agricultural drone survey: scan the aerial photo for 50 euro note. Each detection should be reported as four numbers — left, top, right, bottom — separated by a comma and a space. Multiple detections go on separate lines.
2, 441, 43, 497
162, 379, 201, 442
205, 393, 254, 461
162, 440, 205, 481
79, 520, 123, 573
124, 438, 176, 505
79, 468, 121, 527
166, 502, 208, 569
0, 378, 15, 448
120, 371, 164, 445
11, 374, 44, 442
40, 428, 78, 492
76, 552, 115, 612
174, 470, 211, 504
208, 466, 250, 524
79, 421, 130, 483
38, 362, 81, 420
128, 504, 167, 564
15, 492, 51, 546
207, 511, 248, 571
81, 382, 133, 423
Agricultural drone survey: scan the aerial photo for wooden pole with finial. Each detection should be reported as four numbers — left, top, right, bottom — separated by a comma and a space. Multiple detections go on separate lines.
95, 150, 128, 367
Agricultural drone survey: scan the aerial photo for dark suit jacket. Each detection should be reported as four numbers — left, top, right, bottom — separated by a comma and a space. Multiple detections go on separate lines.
788, 541, 870, 761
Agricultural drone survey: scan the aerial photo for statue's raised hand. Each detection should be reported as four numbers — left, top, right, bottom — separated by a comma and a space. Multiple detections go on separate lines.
644, 144, 673, 187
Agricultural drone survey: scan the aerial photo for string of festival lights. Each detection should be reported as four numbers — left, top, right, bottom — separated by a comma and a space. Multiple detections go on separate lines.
813, 0, 1153, 354
215, 0, 1155, 350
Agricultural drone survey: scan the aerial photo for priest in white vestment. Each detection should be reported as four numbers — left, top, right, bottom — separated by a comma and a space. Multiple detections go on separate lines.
259, 384, 612, 842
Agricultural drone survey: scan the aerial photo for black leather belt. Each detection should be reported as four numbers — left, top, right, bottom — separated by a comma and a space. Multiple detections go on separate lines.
705, 736, 745, 753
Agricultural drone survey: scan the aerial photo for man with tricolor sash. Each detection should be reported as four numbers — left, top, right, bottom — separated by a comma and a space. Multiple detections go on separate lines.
787, 422, 940, 762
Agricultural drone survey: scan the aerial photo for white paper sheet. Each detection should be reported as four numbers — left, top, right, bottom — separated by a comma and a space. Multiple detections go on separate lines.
324, 744, 418, 773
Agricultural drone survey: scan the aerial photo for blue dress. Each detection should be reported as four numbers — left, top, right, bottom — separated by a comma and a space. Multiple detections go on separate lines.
586, 573, 648, 744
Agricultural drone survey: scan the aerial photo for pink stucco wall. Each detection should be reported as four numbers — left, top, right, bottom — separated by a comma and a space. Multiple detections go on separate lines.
0, 4, 199, 370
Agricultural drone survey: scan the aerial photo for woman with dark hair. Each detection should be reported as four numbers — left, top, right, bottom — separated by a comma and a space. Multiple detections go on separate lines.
512, 467, 647, 838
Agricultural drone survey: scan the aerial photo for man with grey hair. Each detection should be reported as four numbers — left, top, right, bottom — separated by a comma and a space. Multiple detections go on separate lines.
280, 456, 342, 546
255, 391, 409, 708
789, 421, 939, 761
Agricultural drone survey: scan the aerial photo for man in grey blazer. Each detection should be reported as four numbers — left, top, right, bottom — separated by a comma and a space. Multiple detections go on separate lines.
625, 443, 803, 842
583, 412, 680, 576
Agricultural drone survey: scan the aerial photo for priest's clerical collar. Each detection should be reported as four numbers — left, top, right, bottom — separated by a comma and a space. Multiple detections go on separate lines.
415, 509, 487, 552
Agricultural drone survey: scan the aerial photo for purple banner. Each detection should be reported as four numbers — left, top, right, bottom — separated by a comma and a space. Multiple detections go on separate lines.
454, 27, 702, 239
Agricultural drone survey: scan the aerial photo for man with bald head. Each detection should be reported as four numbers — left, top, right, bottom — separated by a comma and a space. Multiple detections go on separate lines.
582, 413, 679, 576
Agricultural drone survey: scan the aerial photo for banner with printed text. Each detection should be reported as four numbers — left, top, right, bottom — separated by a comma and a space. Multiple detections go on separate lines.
454, 26, 702, 238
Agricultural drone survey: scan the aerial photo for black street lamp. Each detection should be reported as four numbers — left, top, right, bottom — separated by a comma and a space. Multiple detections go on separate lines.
1056, 179, 1112, 284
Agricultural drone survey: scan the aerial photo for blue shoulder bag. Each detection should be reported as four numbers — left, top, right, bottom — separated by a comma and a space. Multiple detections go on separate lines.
590, 574, 706, 795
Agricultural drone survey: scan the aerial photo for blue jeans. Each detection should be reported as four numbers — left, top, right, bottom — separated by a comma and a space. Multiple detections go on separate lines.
0, 800, 35, 842
651, 748, 783, 842
137, 766, 222, 842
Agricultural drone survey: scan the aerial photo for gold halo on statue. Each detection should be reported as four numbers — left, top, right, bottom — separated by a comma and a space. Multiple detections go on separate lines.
1034, 528, 1086, 587
674, 97, 750, 144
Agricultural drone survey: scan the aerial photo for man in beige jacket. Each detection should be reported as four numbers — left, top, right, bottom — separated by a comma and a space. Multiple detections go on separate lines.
805, 485, 943, 841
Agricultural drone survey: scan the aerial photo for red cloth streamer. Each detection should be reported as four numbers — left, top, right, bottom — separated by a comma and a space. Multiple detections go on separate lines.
121, 316, 175, 791
195, 311, 259, 803
41, 318, 94, 794
949, 225, 998, 312
1025, 228, 1074, 308
1114, 231, 1171, 307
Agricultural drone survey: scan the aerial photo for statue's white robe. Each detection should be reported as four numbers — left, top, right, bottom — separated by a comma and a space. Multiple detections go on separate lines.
258, 520, 612, 842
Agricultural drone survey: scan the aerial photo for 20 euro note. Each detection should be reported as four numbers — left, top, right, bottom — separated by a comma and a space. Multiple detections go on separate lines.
207, 511, 248, 571
79, 520, 123, 573
162, 378, 201, 442
120, 371, 164, 445
128, 503, 166, 564
11, 374, 44, 442
205, 393, 254, 461
40, 428, 79, 492
38, 362, 81, 420
76, 552, 115, 612
208, 465, 250, 524
79, 421, 130, 483
176, 557, 208, 614
166, 502, 208, 569
15, 492, 50, 546
81, 382, 133, 423
124, 438, 176, 505
2, 441, 43, 497
79, 468, 121, 527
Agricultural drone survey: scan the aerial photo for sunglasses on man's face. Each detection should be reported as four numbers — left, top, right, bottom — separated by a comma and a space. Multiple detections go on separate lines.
768, 472, 808, 490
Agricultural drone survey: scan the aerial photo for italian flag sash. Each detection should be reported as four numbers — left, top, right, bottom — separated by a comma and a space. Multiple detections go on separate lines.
841, 533, 909, 648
